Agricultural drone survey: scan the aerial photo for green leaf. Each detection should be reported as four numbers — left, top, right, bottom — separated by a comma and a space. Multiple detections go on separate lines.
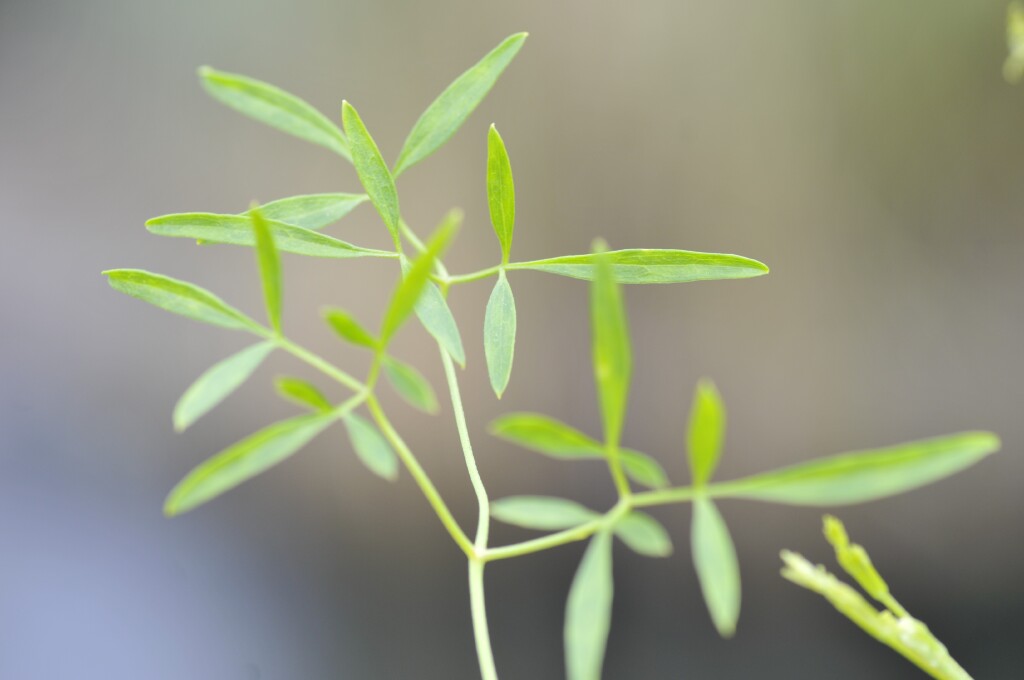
382, 356, 439, 414
248, 193, 367, 230
146, 213, 393, 259
510, 249, 769, 284
198, 66, 350, 160
274, 376, 332, 412
618, 450, 670, 490
491, 496, 599, 530
564, 530, 614, 680
323, 308, 378, 349
486, 125, 515, 261
173, 342, 275, 431
613, 511, 672, 558
382, 214, 460, 345
590, 241, 631, 447
104, 269, 261, 331
687, 379, 726, 486
488, 413, 668, 489
413, 278, 466, 366
691, 497, 741, 637
483, 272, 516, 398
342, 412, 399, 481
342, 101, 400, 243
393, 33, 528, 177
720, 432, 1001, 506
250, 206, 283, 334
165, 412, 335, 515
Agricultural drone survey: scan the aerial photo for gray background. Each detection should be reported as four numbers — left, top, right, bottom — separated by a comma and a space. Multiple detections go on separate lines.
1, 0, 1022, 677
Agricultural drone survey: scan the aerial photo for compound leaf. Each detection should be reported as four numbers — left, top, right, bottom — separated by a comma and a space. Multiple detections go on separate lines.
393, 33, 528, 177
198, 66, 350, 160
174, 341, 275, 431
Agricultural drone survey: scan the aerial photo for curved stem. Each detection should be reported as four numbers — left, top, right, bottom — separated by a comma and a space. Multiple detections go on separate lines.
366, 394, 475, 558
444, 265, 503, 287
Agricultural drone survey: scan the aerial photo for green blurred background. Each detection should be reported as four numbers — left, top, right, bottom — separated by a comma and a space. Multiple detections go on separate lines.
2, 0, 1022, 677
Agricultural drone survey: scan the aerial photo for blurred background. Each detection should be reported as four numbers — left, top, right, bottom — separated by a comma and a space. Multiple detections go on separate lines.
2, 0, 1022, 677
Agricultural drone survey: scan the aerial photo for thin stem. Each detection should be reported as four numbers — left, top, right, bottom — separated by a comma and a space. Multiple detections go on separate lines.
442, 348, 490, 550
469, 559, 498, 680
273, 335, 365, 393
444, 265, 503, 287
366, 394, 476, 558
483, 499, 631, 562
605, 440, 632, 500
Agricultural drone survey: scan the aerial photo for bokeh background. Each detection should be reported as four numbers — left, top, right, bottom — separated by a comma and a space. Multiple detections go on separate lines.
2, 1, 1022, 677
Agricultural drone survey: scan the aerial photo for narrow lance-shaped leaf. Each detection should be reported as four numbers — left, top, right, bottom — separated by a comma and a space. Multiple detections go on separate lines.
590, 240, 631, 448
174, 341, 275, 432
484, 271, 516, 398
406, 211, 467, 365
487, 124, 515, 261
414, 277, 466, 366
382, 356, 439, 414
247, 193, 368, 230
565, 530, 614, 680
718, 431, 1001, 506
104, 269, 261, 331
393, 33, 528, 177
275, 376, 332, 412
687, 379, 726, 486
250, 206, 282, 334
613, 511, 673, 558
491, 496, 599, 530
381, 212, 459, 345
147, 213, 394, 259
323, 308, 378, 349
509, 249, 769, 284
692, 497, 741, 637
342, 412, 399, 481
198, 66, 350, 160
342, 101, 401, 244
165, 412, 335, 516
489, 413, 669, 488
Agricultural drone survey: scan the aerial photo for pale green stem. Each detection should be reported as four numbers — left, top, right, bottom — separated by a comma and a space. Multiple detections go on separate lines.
483, 499, 631, 563
468, 559, 498, 680
605, 440, 632, 500
443, 265, 503, 286
366, 394, 476, 559
272, 335, 364, 393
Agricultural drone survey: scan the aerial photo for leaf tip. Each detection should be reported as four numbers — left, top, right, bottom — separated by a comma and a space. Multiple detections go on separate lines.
196, 65, 215, 80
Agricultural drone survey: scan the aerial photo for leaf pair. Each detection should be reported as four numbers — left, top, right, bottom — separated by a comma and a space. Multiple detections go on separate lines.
198, 32, 528, 174
489, 413, 668, 489
482, 125, 517, 397
492, 496, 671, 558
